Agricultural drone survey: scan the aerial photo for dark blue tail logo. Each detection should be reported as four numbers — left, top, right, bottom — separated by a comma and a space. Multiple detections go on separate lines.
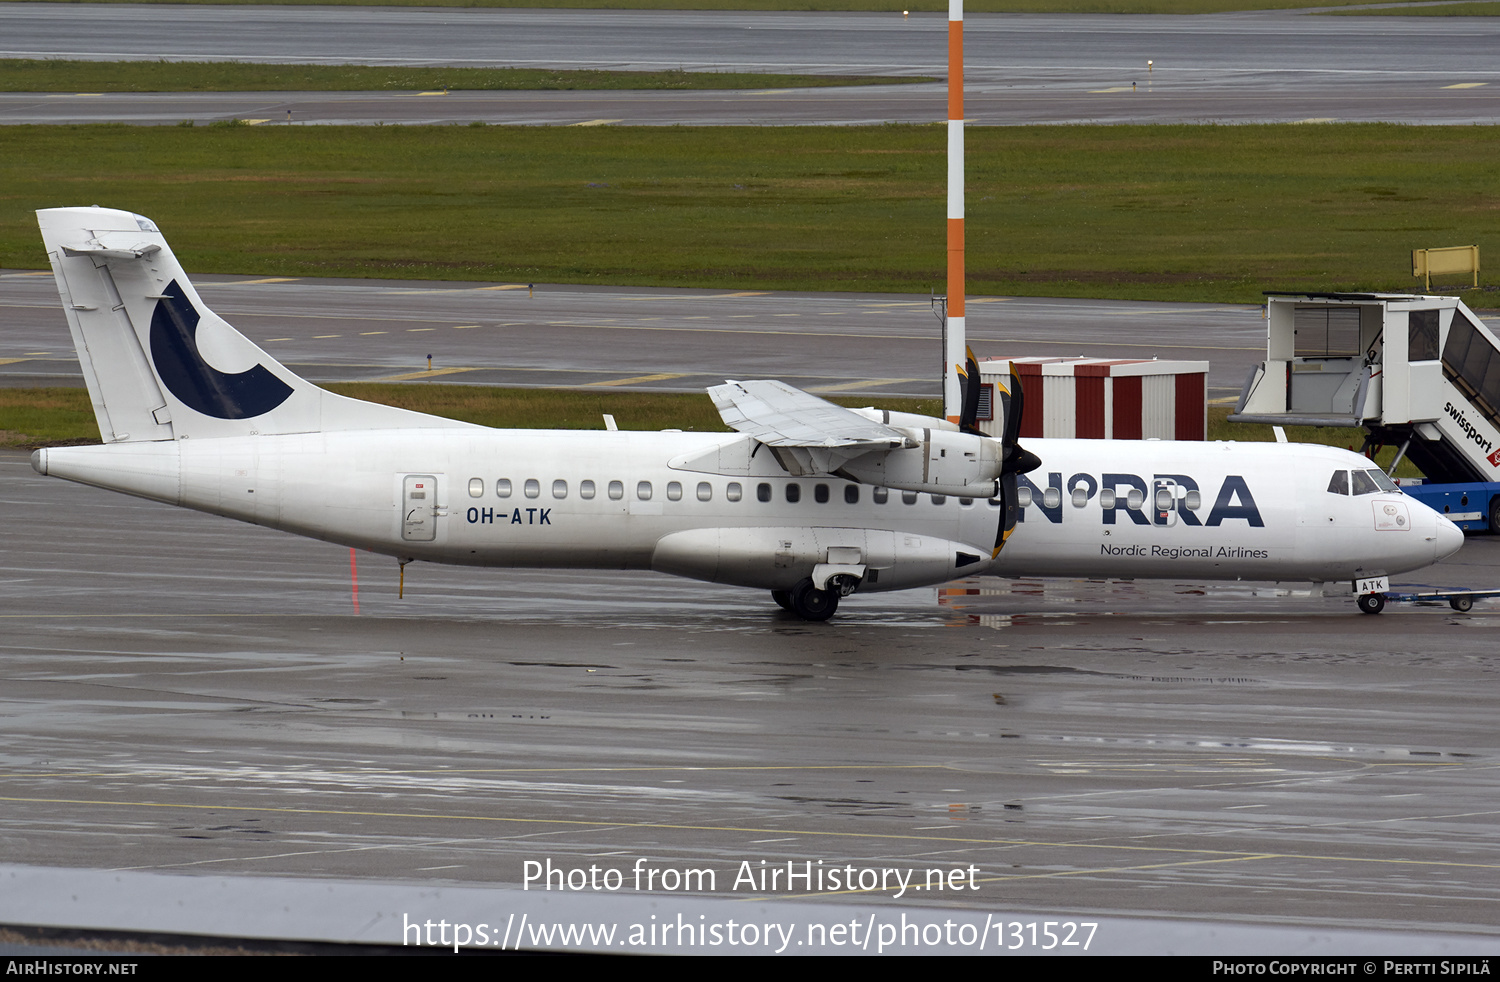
149, 280, 293, 420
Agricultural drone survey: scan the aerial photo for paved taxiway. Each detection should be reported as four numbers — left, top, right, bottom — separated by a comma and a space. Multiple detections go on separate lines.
0, 269, 1285, 402
3, 448, 1500, 949
3, 5, 1498, 125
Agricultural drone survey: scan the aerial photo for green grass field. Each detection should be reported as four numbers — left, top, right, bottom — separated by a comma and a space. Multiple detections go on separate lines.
15, 0, 1445, 14
0, 60, 920, 93
3, 124, 1494, 304
0, 387, 1422, 476
1322, 1, 1500, 14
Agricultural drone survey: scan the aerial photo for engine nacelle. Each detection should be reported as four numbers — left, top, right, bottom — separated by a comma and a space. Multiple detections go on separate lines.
838, 428, 1001, 499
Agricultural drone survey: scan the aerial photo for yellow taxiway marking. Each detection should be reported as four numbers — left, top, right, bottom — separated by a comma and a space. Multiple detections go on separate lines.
23, 351, 51, 356
373, 366, 480, 381
5, 794, 1498, 872
628, 292, 769, 302
808, 378, 919, 393
1293, 117, 1337, 124
588, 372, 688, 387
262, 337, 292, 342
406, 327, 436, 332
1089, 86, 1135, 93
571, 118, 622, 126
312, 334, 341, 339
242, 119, 272, 125
748, 89, 793, 95
359, 331, 387, 335
415, 90, 449, 96
452, 324, 480, 329
0, 358, 29, 366
226, 277, 300, 285
386, 285, 526, 295
48, 93, 103, 98
1444, 82, 1487, 89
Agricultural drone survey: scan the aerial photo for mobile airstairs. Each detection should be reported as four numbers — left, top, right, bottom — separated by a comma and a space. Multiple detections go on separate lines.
1231, 292, 1500, 611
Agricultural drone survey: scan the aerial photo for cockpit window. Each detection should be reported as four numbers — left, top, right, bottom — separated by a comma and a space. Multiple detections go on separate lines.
1337, 468, 1399, 495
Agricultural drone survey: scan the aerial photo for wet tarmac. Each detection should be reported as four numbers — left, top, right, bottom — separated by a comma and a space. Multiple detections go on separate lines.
4, 448, 1499, 951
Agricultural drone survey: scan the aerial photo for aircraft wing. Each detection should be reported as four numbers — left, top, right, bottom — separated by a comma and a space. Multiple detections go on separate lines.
708, 379, 911, 451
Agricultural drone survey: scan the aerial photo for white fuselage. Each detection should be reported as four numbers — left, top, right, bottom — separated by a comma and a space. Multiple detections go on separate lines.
34, 428, 1462, 594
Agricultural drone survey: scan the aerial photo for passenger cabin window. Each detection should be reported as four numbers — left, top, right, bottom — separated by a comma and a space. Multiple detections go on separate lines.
726, 482, 743, 502
696, 482, 712, 502
1017, 486, 1033, 508
959, 497, 973, 506
524, 479, 540, 499
873, 487, 889, 504
468, 478, 484, 498
552, 479, 568, 499
1126, 489, 1145, 510
901, 491, 918, 505
580, 480, 596, 500
757, 483, 772, 503
666, 481, 683, 501
1042, 488, 1061, 509
786, 483, 801, 503
496, 478, 512, 498
608, 480, 624, 500
931, 495, 946, 506
814, 484, 829, 503
1328, 470, 1350, 495
845, 486, 859, 504
1184, 490, 1202, 510
637, 481, 653, 501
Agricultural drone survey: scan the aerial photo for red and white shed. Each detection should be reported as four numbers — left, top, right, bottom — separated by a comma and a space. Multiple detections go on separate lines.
976, 356, 1208, 441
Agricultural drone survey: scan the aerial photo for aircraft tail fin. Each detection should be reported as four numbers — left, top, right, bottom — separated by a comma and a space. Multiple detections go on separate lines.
37, 207, 455, 442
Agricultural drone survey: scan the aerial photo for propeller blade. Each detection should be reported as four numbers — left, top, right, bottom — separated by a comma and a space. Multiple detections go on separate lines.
957, 346, 983, 436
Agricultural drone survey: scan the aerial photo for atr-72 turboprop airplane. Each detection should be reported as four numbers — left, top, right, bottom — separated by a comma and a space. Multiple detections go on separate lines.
29, 207, 1464, 619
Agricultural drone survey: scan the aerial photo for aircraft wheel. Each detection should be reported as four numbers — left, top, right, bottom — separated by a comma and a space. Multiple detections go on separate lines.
1449, 595, 1474, 613
1489, 495, 1500, 535
771, 590, 793, 611
789, 578, 839, 622
1357, 592, 1386, 615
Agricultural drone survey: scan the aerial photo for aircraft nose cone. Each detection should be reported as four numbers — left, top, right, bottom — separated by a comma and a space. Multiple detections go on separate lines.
1435, 515, 1465, 561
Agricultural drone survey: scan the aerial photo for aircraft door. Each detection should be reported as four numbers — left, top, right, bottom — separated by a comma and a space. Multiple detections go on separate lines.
402, 474, 438, 542
1151, 479, 1179, 527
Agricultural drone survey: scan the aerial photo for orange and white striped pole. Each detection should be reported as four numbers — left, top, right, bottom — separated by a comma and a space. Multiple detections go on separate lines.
944, 0, 965, 422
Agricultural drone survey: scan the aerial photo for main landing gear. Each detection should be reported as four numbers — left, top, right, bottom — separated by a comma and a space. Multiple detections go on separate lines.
1357, 592, 1386, 615
773, 575, 860, 621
